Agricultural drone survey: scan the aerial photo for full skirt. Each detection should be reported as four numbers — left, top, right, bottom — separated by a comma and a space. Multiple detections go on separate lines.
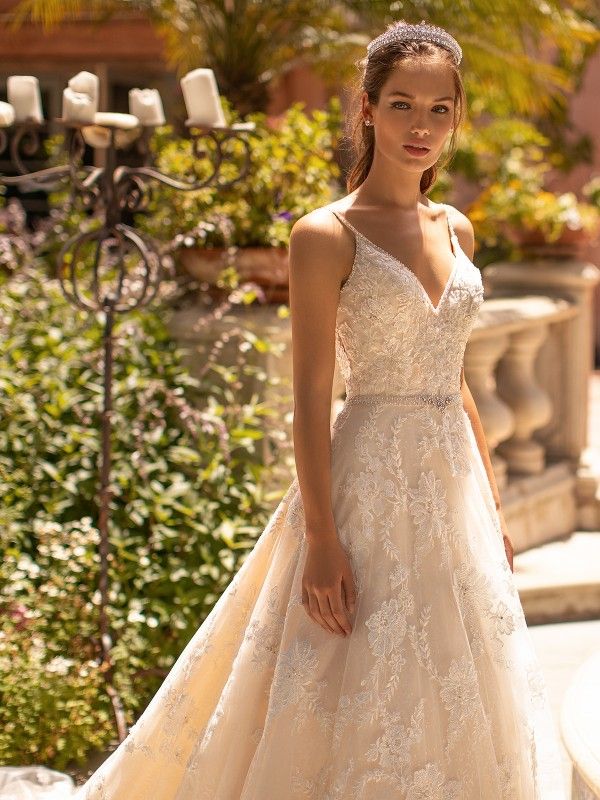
2, 401, 568, 799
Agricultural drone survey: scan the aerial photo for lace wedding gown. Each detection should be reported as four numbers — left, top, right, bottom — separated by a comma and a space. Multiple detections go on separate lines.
1, 203, 568, 800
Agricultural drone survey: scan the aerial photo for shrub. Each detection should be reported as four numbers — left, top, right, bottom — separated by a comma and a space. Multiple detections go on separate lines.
0, 256, 288, 769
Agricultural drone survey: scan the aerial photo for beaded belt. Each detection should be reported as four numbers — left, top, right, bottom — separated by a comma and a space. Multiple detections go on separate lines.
343, 391, 462, 411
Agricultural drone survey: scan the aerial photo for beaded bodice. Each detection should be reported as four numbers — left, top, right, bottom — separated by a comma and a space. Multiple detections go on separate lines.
332, 204, 484, 399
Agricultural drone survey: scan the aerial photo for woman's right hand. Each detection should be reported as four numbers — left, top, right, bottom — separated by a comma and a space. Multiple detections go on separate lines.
301, 533, 357, 637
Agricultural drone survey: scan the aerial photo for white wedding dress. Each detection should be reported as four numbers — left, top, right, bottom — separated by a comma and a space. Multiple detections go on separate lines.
1, 203, 567, 799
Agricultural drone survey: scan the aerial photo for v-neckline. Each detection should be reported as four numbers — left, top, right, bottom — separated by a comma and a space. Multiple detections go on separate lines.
334, 203, 461, 315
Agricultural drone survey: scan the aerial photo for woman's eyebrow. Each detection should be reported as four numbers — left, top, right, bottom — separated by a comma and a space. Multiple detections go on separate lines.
387, 90, 455, 101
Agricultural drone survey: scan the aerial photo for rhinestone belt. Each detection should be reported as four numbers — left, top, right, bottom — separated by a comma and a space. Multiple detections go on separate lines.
344, 391, 462, 411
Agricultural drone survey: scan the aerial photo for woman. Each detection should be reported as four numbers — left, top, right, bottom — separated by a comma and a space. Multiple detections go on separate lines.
1, 18, 567, 800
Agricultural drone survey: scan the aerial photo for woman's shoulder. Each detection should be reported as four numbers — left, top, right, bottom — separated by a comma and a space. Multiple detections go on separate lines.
289, 203, 355, 283
290, 202, 355, 257
291, 200, 350, 238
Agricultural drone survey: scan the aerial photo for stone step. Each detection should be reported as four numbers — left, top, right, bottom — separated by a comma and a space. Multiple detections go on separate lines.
514, 531, 600, 624
528, 618, 600, 797
561, 650, 600, 799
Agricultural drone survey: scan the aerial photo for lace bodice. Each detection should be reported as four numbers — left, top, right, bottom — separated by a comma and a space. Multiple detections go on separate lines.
332, 204, 484, 399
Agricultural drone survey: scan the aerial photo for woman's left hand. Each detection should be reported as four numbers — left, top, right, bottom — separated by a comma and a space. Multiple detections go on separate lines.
497, 508, 514, 572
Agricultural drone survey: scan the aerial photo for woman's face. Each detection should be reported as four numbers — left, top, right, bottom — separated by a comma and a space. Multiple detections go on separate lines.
363, 58, 456, 170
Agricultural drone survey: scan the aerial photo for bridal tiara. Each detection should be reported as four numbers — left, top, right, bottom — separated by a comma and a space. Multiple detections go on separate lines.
366, 21, 463, 66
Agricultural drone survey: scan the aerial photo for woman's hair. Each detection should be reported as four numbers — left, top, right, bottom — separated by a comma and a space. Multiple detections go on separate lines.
345, 21, 466, 195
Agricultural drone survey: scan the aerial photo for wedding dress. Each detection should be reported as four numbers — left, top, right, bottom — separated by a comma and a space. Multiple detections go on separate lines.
0, 203, 568, 799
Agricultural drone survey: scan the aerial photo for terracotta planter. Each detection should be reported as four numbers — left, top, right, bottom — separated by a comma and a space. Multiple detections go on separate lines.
178, 246, 290, 303
502, 222, 599, 259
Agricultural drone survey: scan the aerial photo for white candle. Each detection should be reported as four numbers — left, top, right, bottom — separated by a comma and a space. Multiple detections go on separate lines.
67, 71, 99, 110
128, 88, 166, 125
62, 87, 96, 123
7, 75, 44, 123
180, 68, 227, 127
0, 101, 15, 127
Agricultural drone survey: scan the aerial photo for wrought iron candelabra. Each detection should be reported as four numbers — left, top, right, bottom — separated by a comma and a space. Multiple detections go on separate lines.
0, 115, 254, 741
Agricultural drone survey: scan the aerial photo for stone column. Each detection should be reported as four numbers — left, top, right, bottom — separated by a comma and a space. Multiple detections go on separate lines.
495, 322, 553, 474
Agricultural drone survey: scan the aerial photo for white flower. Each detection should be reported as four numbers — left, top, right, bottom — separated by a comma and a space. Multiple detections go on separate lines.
46, 656, 74, 676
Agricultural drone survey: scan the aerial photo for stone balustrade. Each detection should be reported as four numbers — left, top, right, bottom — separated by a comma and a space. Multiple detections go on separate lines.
483, 256, 600, 545
466, 294, 579, 552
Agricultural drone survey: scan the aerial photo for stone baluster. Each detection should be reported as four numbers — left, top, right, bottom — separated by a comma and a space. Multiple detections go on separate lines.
495, 322, 553, 474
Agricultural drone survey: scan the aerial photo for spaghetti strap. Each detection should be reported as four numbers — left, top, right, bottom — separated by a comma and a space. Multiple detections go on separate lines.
441, 203, 458, 240
331, 209, 362, 238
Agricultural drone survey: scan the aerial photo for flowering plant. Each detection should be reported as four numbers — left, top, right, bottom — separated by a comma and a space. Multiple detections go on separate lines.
467, 146, 600, 251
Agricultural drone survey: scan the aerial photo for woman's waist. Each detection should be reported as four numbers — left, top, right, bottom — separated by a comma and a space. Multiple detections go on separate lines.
342, 389, 462, 411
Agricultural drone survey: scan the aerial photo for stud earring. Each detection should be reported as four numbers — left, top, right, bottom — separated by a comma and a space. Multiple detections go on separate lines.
364, 119, 372, 126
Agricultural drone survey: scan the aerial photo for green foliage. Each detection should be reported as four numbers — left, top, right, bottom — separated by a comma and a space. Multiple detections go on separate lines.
135, 97, 342, 249
0, 259, 287, 768
1, 519, 113, 766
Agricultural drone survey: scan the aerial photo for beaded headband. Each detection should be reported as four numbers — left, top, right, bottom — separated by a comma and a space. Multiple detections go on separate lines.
367, 21, 462, 66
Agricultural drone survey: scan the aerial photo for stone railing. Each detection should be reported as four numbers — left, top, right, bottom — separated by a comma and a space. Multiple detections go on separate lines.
168, 254, 600, 553
561, 650, 600, 799
482, 255, 600, 549
465, 294, 579, 552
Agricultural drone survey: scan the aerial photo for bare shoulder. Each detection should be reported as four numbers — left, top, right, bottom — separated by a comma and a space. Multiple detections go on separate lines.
290, 204, 349, 251
289, 204, 354, 286
443, 203, 475, 260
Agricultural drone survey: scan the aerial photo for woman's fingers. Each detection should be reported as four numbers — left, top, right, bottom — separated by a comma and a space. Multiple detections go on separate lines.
316, 590, 345, 635
328, 586, 352, 635
307, 591, 332, 634
304, 588, 348, 636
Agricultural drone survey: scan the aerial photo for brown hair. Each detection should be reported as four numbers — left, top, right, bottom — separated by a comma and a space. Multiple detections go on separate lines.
345, 21, 466, 195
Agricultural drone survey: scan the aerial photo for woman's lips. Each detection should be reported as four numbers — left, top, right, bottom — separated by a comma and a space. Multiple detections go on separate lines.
403, 144, 430, 157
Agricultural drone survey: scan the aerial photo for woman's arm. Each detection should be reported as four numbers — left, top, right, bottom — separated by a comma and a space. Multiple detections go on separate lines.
460, 368, 514, 570
452, 207, 514, 570
288, 209, 352, 544
460, 369, 502, 511
288, 209, 358, 637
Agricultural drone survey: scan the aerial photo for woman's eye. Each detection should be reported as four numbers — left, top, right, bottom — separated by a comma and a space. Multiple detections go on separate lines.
391, 102, 449, 113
